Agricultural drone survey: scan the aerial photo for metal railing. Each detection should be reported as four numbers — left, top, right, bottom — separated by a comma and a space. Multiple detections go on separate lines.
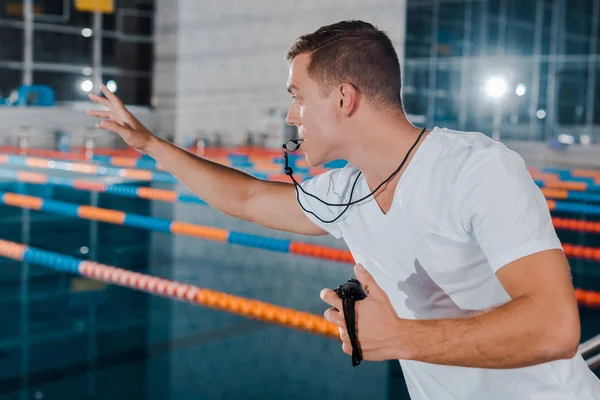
580, 333, 600, 370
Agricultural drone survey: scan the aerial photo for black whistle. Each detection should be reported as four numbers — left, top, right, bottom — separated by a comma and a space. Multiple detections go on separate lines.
282, 139, 304, 177
334, 278, 367, 366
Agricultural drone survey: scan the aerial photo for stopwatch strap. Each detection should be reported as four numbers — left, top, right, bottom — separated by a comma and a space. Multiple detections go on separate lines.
343, 297, 363, 367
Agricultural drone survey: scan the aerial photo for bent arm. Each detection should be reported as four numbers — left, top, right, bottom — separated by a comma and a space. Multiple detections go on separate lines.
145, 136, 326, 236
89, 85, 326, 236
393, 250, 581, 368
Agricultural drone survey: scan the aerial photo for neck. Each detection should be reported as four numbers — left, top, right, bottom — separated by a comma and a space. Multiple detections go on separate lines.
343, 114, 428, 190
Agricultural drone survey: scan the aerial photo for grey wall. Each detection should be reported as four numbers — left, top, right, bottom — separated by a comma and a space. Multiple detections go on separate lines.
154, 0, 408, 147
153, 0, 179, 141
0, 104, 157, 149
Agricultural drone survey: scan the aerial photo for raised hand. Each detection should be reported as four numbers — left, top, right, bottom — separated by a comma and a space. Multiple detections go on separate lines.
87, 84, 155, 152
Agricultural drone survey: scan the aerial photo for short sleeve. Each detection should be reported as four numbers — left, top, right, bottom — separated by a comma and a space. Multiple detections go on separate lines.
297, 170, 346, 239
455, 147, 563, 273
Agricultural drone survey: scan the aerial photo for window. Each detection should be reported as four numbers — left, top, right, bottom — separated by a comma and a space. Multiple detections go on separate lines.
496, 61, 534, 125
506, 0, 536, 23
505, 23, 535, 56
556, 63, 589, 125
505, 0, 537, 57
33, 71, 93, 102
433, 66, 461, 125
102, 39, 153, 72
434, 97, 459, 127
103, 0, 154, 35
0, 68, 22, 99
469, 1, 488, 56
537, 62, 550, 109
437, 3, 465, 58
103, 74, 151, 106
2, 0, 154, 107
564, 1, 594, 55
402, 64, 429, 116
486, 20, 499, 56
0, 26, 24, 61
120, 11, 153, 36
35, 0, 92, 28
435, 66, 461, 96
464, 61, 495, 130
405, 6, 433, 58
593, 65, 600, 124
33, 30, 93, 64
2, 0, 92, 26
1, 0, 24, 20
403, 93, 428, 117
541, 2, 554, 55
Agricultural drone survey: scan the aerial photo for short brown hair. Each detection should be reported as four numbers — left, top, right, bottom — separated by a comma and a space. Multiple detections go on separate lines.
286, 20, 402, 110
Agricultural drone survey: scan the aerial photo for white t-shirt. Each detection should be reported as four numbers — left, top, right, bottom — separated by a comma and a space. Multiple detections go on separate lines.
299, 127, 600, 400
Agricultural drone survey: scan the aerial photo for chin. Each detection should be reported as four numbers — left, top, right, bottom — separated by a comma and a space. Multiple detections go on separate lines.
302, 140, 337, 167
304, 157, 321, 168
303, 153, 315, 167
304, 152, 331, 168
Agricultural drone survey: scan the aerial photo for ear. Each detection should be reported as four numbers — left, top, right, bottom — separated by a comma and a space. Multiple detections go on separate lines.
337, 82, 359, 117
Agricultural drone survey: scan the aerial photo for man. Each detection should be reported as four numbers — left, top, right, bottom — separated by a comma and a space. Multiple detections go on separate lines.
88, 20, 599, 400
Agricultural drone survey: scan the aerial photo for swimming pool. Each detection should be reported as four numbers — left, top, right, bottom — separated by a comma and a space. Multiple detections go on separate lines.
0, 172, 598, 399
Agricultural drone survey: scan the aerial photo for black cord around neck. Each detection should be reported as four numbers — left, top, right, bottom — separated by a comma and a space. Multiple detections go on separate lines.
284, 127, 427, 224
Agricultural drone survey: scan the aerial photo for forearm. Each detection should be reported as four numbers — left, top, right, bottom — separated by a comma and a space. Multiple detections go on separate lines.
397, 296, 577, 368
145, 136, 260, 218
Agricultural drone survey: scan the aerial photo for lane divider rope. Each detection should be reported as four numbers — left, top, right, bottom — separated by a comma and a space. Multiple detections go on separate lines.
0, 191, 354, 263
0, 239, 339, 338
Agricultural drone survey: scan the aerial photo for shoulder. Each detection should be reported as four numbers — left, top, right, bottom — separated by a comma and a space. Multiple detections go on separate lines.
428, 127, 526, 185
431, 127, 513, 159
433, 129, 539, 215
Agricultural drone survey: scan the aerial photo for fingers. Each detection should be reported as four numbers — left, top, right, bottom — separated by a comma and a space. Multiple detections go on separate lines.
96, 120, 131, 137
339, 327, 349, 342
89, 87, 135, 128
320, 288, 342, 310
88, 109, 128, 129
89, 93, 110, 108
324, 307, 345, 327
87, 110, 113, 119
100, 83, 122, 104
354, 264, 385, 298
342, 342, 352, 355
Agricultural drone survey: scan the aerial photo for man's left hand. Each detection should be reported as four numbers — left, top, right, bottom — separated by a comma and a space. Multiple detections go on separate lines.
321, 264, 407, 361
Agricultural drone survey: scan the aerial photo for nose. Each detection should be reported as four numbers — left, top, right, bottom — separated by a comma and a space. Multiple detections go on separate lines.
286, 103, 300, 126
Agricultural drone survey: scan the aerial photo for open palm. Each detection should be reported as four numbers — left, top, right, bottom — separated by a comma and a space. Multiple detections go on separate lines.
87, 84, 154, 152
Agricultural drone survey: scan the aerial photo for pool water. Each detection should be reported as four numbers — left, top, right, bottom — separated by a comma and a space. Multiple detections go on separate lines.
0, 177, 598, 400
